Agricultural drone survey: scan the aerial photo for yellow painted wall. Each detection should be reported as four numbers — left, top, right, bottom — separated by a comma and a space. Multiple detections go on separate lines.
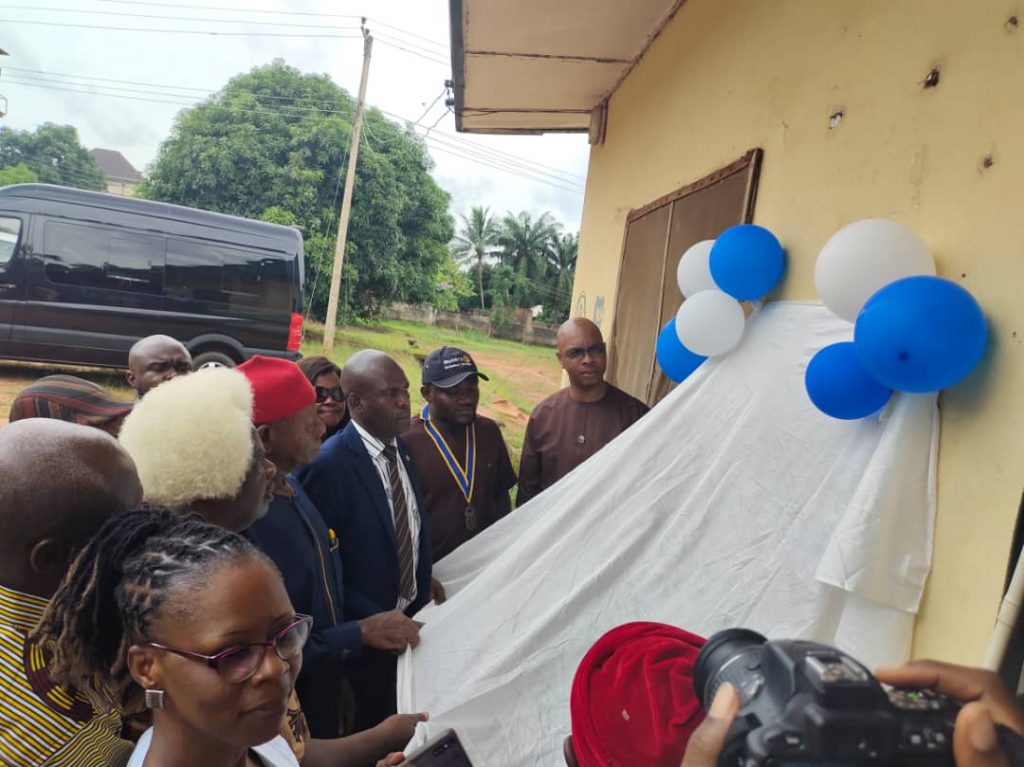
574, 0, 1024, 663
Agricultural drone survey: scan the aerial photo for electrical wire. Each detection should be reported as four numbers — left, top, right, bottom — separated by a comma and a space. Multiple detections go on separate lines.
93, 0, 450, 51
0, 5, 362, 31
0, 18, 363, 37
2, 71, 586, 189
3, 66, 585, 184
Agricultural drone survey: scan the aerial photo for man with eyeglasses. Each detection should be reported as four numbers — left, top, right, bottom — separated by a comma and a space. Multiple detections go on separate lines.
516, 318, 649, 506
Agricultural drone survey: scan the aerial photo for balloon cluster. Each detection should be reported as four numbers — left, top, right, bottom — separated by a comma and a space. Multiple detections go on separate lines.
806, 219, 987, 420
657, 224, 786, 382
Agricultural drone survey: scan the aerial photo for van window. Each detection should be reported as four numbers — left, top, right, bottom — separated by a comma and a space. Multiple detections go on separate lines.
166, 239, 262, 301
0, 217, 22, 266
42, 221, 164, 294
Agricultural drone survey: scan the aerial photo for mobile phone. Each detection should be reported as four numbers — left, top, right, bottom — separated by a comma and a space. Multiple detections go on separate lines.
398, 728, 475, 766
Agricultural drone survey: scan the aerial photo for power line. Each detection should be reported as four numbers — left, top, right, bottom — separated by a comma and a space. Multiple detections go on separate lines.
426, 106, 451, 131
414, 87, 447, 126
3, 69, 585, 187
0, 18, 363, 37
0, 5, 361, 31
374, 36, 449, 67
93, 0, 450, 51
2, 66, 584, 183
2, 76, 584, 194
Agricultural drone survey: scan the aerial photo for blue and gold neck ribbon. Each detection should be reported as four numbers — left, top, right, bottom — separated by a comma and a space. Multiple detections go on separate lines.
422, 404, 476, 503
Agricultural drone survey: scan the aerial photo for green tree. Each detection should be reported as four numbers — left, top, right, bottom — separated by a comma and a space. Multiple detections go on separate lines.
433, 254, 475, 312
0, 124, 105, 190
139, 60, 453, 319
0, 163, 39, 186
496, 211, 561, 307
545, 231, 578, 322
451, 205, 499, 310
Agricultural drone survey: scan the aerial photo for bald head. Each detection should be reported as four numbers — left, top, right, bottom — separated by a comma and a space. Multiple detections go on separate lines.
556, 318, 602, 351
0, 420, 142, 597
341, 350, 411, 441
556, 318, 608, 397
127, 335, 192, 397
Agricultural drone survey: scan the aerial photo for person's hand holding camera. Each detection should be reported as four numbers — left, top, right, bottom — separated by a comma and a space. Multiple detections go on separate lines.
877, 660, 1024, 767
680, 683, 741, 767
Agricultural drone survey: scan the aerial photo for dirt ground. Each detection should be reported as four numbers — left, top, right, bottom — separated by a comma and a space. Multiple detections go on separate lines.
0, 324, 564, 471
0, 361, 134, 425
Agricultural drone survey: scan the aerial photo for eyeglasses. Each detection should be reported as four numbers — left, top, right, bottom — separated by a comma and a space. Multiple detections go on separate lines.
315, 385, 344, 404
563, 343, 606, 361
147, 614, 313, 684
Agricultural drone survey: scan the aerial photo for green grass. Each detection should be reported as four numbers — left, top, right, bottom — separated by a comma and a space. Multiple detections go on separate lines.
302, 319, 563, 467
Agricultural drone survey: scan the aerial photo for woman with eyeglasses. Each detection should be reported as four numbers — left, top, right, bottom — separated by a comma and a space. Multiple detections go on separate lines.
298, 356, 349, 441
35, 508, 309, 767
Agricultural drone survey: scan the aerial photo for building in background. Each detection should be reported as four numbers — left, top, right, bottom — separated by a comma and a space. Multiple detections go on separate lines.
449, 0, 1024, 667
90, 148, 142, 196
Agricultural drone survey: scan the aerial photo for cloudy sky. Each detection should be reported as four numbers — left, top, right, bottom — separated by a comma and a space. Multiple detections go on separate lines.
0, 0, 590, 230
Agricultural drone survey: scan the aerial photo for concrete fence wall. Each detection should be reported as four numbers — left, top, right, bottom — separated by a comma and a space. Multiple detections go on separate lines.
385, 303, 558, 347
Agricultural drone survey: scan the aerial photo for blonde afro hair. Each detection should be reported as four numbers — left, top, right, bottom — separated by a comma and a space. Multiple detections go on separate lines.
118, 367, 254, 510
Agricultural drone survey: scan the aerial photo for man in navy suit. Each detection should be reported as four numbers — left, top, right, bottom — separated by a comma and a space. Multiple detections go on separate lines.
301, 349, 445, 732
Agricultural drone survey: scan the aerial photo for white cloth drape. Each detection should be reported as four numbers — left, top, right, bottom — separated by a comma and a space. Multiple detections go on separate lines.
398, 302, 939, 767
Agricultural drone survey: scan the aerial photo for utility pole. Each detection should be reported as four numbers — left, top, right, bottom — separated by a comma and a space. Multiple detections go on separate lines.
322, 21, 372, 354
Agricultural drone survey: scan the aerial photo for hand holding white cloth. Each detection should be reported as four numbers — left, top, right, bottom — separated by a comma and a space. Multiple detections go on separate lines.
400, 303, 938, 766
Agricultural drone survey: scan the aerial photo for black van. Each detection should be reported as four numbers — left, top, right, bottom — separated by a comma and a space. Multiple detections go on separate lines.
0, 184, 304, 369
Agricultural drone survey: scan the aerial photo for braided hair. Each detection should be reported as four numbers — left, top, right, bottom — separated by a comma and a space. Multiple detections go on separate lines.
32, 507, 265, 713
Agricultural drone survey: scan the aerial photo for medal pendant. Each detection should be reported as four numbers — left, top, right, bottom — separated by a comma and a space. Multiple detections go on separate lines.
464, 505, 478, 532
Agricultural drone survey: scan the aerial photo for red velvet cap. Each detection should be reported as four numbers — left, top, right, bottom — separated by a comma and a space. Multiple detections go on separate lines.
237, 355, 316, 424
570, 622, 706, 767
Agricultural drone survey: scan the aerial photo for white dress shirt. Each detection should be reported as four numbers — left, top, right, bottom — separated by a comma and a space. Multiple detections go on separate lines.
352, 420, 421, 610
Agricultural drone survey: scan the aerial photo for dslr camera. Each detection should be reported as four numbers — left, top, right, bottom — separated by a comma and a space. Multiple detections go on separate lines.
693, 629, 958, 767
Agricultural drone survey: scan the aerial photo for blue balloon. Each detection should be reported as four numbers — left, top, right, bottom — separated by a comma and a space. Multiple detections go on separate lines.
709, 224, 786, 300
854, 276, 987, 393
805, 342, 893, 419
656, 318, 706, 383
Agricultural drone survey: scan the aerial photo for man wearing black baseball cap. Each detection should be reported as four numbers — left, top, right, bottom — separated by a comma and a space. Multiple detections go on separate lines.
403, 346, 517, 561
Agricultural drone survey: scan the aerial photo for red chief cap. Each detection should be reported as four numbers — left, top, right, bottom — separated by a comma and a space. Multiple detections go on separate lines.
570, 622, 706, 767
237, 355, 316, 423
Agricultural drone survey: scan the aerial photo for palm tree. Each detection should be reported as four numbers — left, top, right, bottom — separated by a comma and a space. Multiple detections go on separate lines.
496, 211, 561, 307
451, 206, 500, 310
547, 231, 579, 320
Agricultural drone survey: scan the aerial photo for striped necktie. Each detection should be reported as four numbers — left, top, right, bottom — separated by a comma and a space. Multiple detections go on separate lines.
382, 443, 416, 601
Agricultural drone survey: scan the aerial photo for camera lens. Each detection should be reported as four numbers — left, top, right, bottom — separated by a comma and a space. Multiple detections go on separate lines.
693, 628, 768, 709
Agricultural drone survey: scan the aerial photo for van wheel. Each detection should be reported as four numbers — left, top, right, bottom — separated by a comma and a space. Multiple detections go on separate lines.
192, 350, 237, 370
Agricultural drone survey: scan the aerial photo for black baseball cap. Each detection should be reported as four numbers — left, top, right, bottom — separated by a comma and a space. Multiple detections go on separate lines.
422, 346, 490, 388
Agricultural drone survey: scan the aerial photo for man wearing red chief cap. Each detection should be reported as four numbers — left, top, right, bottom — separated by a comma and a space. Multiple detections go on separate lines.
239, 356, 422, 742
566, 622, 707, 767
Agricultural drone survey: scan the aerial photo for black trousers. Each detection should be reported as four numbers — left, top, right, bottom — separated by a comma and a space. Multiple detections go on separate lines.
347, 648, 398, 733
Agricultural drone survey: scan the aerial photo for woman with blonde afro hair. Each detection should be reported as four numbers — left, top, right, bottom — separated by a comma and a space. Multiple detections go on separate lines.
117, 367, 276, 532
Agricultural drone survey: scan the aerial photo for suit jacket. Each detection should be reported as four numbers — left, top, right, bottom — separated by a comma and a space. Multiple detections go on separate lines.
245, 477, 361, 738
299, 422, 433, 618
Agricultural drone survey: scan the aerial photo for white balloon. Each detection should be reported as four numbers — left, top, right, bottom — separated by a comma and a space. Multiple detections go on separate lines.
815, 219, 936, 322
676, 239, 717, 297
674, 290, 746, 356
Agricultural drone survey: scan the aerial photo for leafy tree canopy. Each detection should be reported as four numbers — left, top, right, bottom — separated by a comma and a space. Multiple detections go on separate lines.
0, 163, 39, 186
0, 124, 105, 190
139, 59, 454, 320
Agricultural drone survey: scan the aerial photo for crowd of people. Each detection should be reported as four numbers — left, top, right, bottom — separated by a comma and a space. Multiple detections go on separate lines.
1, 320, 1021, 767
0, 319, 649, 767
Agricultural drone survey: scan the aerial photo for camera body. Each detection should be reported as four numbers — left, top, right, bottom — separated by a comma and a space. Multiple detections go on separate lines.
693, 629, 958, 767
